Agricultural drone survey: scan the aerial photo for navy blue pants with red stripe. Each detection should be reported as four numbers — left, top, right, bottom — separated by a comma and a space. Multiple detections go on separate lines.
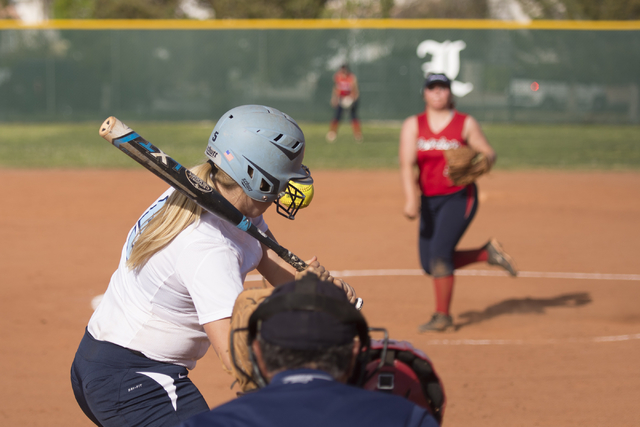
419, 184, 478, 278
70, 329, 210, 427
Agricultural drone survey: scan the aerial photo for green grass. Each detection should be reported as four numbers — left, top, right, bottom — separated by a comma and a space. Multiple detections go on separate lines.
0, 121, 639, 170
482, 123, 640, 170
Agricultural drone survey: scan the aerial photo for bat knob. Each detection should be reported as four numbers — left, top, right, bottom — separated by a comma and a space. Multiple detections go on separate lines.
99, 116, 117, 140
99, 116, 133, 145
354, 298, 364, 311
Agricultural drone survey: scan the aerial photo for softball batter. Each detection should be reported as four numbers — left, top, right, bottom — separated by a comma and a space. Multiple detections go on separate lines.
399, 74, 517, 333
70, 105, 356, 427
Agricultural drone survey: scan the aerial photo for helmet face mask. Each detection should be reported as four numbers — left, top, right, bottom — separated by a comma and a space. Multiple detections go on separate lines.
205, 105, 312, 219
275, 165, 312, 220
276, 182, 305, 219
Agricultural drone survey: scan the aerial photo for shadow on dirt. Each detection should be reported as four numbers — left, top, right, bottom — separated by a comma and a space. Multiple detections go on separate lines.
454, 292, 592, 331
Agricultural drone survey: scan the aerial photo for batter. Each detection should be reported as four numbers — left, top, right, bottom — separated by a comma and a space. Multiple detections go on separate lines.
71, 105, 357, 427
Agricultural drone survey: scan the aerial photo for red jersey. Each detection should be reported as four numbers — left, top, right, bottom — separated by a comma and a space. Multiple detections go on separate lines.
416, 110, 468, 197
334, 72, 355, 97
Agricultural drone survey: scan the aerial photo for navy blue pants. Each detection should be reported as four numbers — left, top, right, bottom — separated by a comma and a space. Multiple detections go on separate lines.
419, 184, 478, 277
70, 329, 209, 427
333, 100, 359, 122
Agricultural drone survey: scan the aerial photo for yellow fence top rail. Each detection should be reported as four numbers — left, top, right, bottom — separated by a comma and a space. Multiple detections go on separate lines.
1, 19, 640, 31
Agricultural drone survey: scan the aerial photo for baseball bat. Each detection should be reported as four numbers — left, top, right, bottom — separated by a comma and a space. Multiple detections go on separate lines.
99, 117, 363, 310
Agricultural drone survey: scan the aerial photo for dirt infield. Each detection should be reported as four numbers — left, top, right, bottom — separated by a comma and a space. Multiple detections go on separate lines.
1, 169, 639, 427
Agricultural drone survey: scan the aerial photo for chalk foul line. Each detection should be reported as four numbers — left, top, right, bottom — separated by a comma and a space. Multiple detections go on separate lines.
245, 269, 640, 282
90, 269, 640, 345
244, 269, 640, 346
423, 333, 640, 346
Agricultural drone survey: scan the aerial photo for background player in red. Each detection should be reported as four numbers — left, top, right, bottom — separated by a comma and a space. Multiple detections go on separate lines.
326, 64, 362, 143
399, 73, 518, 333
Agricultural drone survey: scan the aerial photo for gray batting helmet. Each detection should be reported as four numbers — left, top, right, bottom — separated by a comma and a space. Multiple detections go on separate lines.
205, 105, 312, 219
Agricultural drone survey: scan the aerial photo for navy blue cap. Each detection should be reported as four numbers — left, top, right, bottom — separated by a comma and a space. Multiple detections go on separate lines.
256, 277, 360, 350
424, 73, 451, 88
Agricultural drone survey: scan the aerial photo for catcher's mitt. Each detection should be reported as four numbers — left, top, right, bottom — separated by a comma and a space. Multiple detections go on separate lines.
443, 146, 491, 186
228, 287, 274, 392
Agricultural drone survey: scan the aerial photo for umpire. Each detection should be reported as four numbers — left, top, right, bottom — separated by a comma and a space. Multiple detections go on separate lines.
180, 273, 439, 427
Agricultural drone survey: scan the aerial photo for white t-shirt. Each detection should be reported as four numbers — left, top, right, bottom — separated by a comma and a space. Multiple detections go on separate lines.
88, 188, 268, 369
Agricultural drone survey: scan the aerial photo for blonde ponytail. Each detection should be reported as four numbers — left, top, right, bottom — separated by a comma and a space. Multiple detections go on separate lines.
126, 161, 238, 271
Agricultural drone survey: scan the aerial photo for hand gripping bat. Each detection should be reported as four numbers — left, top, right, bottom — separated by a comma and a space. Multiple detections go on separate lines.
99, 117, 363, 310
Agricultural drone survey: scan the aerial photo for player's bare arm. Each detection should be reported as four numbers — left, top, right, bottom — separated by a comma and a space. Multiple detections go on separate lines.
204, 318, 233, 372
399, 115, 421, 220
256, 229, 329, 284
257, 248, 356, 303
462, 115, 496, 166
256, 245, 322, 287
255, 230, 296, 286
256, 230, 354, 297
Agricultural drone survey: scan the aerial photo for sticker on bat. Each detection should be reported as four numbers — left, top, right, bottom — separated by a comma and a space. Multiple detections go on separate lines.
186, 169, 213, 193
150, 149, 171, 165
138, 141, 175, 168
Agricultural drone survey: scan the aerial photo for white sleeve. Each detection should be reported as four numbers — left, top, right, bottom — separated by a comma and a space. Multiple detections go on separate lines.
252, 214, 268, 233
176, 239, 244, 325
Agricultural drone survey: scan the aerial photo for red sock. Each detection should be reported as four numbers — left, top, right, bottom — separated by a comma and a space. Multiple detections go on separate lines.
351, 119, 362, 137
329, 120, 339, 133
433, 275, 455, 315
453, 248, 488, 269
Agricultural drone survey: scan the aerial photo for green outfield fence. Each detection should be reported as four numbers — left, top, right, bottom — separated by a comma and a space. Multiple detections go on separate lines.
0, 19, 639, 123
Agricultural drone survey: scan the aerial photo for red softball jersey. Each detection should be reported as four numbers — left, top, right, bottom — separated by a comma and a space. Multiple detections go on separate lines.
416, 110, 468, 196
334, 72, 356, 97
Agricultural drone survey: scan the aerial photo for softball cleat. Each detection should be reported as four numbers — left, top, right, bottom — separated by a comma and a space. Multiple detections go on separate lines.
485, 238, 518, 277
418, 312, 454, 333
326, 131, 337, 143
